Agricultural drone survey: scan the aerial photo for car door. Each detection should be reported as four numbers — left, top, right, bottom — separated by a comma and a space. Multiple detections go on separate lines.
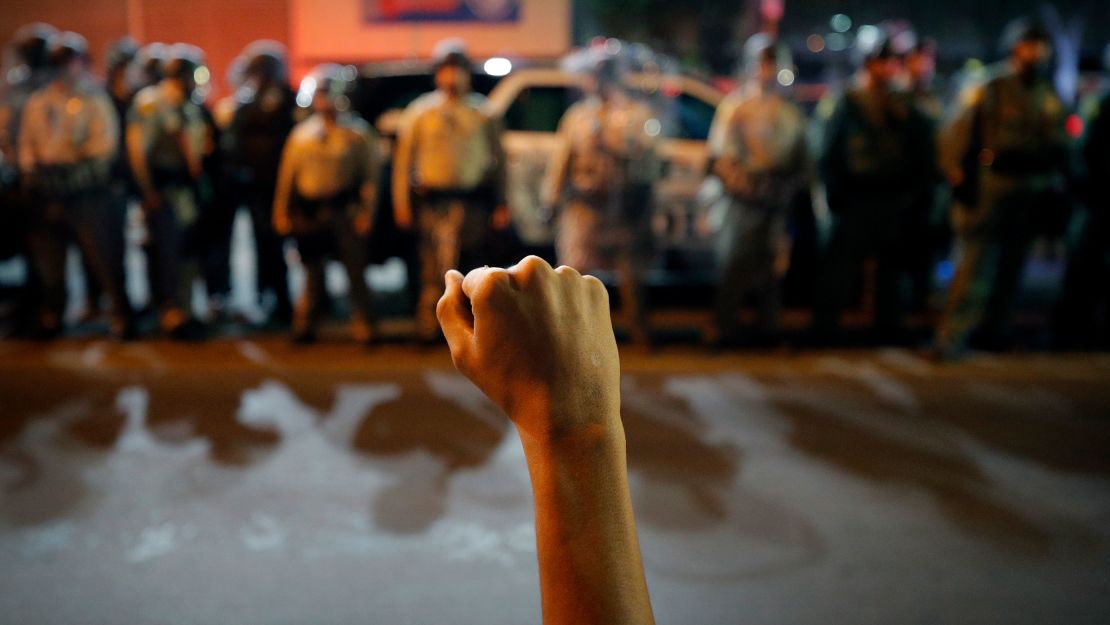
637, 76, 720, 250
494, 74, 580, 245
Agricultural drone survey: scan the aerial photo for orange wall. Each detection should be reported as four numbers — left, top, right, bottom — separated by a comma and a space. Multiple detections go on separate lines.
1, 0, 288, 96
291, 0, 570, 77
2, 0, 568, 96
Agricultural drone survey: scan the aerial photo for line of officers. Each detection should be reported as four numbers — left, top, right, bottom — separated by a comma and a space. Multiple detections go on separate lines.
706, 20, 1109, 356
0, 30, 502, 344
2, 22, 1108, 354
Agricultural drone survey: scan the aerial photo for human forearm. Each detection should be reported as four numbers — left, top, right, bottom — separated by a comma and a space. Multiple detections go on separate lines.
518, 418, 654, 625
437, 258, 655, 625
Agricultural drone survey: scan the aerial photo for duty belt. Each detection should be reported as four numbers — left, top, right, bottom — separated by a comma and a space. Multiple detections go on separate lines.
37, 159, 111, 199
290, 187, 359, 217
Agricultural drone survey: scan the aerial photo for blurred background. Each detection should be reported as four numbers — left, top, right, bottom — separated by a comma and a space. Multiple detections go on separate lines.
0, 1, 1108, 624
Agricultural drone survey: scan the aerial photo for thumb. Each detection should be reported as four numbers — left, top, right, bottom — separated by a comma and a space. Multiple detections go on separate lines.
437, 269, 474, 368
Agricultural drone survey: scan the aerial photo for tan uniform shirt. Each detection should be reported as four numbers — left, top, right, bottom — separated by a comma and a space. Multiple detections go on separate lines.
392, 91, 503, 218
126, 83, 207, 192
18, 80, 117, 172
542, 94, 659, 207
273, 112, 380, 221
709, 84, 806, 195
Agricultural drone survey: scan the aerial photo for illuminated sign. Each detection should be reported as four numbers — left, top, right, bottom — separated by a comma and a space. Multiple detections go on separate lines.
365, 0, 521, 22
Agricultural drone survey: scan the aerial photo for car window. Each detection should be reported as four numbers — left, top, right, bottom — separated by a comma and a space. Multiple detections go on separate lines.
504, 86, 576, 133
674, 93, 716, 141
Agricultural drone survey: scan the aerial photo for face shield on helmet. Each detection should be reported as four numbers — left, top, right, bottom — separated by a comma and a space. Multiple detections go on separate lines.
162, 43, 206, 101
240, 40, 288, 89
297, 63, 356, 113
430, 38, 472, 96
46, 31, 89, 81
741, 33, 794, 87
10, 22, 58, 71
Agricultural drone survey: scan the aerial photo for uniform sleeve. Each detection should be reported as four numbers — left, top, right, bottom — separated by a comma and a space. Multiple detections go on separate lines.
707, 94, 738, 158
540, 106, 575, 209
17, 96, 41, 174
816, 95, 849, 201
272, 133, 300, 227
126, 98, 154, 194
485, 112, 507, 206
391, 107, 418, 223
938, 84, 982, 181
359, 124, 381, 216
83, 93, 119, 162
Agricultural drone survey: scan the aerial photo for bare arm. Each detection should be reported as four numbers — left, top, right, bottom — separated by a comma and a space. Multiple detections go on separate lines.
271, 134, 298, 236
540, 109, 574, 211
437, 256, 655, 625
391, 110, 417, 230
84, 93, 119, 162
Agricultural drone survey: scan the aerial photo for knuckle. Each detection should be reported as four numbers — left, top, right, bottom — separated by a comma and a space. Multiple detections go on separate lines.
554, 264, 581, 278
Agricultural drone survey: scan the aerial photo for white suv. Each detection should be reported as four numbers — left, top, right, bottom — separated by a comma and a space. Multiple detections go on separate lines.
485, 68, 723, 252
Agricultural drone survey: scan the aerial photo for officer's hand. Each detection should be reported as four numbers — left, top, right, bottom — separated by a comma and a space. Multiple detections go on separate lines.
437, 256, 620, 442
394, 208, 413, 231
273, 212, 292, 237
141, 190, 162, 213
538, 204, 557, 227
353, 212, 372, 236
491, 204, 511, 231
945, 167, 966, 189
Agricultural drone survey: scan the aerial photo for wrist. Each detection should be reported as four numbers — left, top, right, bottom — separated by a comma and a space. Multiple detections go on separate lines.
515, 405, 625, 465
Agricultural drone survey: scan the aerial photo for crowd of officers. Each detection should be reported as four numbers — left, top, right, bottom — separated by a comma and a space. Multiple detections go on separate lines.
0, 20, 1107, 356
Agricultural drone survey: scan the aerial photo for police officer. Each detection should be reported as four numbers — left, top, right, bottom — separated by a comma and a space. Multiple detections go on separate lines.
1, 23, 57, 170
705, 34, 807, 347
19, 32, 131, 339
541, 51, 659, 345
0, 23, 57, 335
393, 38, 508, 343
902, 36, 947, 317
224, 41, 297, 326
935, 20, 1069, 357
272, 64, 380, 344
126, 43, 209, 339
814, 30, 929, 344
1054, 45, 1110, 349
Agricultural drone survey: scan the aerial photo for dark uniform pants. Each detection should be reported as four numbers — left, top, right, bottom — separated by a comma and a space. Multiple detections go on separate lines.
557, 185, 653, 342
292, 208, 374, 335
814, 193, 906, 338
29, 188, 129, 332
714, 201, 782, 341
937, 174, 1043, 351
248, 183, 291, 319
146, 185, 203, 330
415, 193, 490, 340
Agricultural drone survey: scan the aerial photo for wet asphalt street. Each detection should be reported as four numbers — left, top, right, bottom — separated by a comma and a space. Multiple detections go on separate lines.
1, 340, 1109, 625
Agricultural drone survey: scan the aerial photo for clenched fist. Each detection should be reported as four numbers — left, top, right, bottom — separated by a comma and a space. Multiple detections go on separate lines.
438, 256, 654, 625
436, 256, 620, 444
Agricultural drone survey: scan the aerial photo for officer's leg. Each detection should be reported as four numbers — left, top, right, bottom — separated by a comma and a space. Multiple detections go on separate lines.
292, 229, 326, 341
416, 199, 464, 341
457, 196, 491, 272
556, 201, 599, 270
936, 222, 1000, 353
711, 204, 752, 344
332, 211, 375, 340
813, 211, 863, 340
249, 189, 291, 322
874, 206, 906, 340
753, 217, 782, 338
979, 217, 1034, 345
146, 194, 186, 332
27, 207, 68, 336
616, 212, 653, 345
78, 245, 103, 318
70, 192, 131, 337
